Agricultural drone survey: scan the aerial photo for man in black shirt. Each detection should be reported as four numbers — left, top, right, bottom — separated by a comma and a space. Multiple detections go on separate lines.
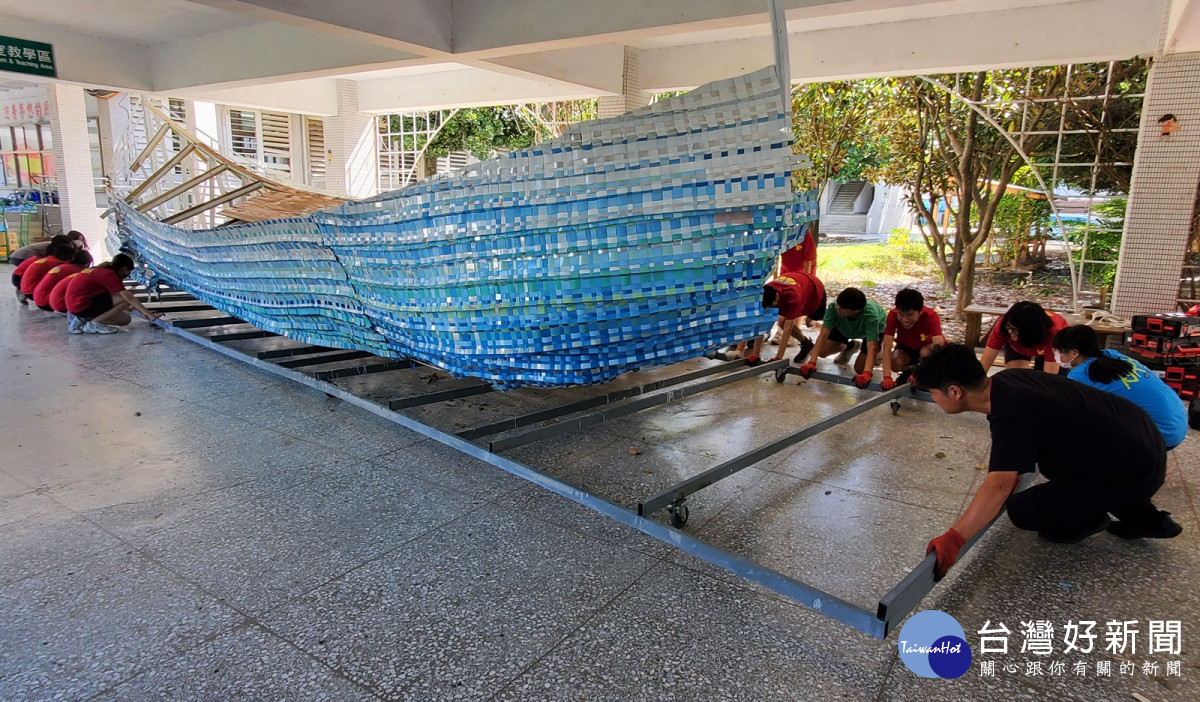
913, 344, 1181, 580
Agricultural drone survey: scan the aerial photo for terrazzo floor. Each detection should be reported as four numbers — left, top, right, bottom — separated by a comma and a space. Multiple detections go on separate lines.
3, 275, 1199, 701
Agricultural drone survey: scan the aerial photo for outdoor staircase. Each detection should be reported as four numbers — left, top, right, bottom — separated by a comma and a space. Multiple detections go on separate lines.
821, 180, 869, 238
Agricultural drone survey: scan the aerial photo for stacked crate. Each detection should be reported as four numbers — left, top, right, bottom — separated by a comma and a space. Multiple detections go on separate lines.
1130, 314, 1200, 400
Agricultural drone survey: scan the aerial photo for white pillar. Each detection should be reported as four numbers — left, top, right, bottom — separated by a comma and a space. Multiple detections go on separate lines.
47, 83, 103, 248
598, 47, 652, 119
326, 79, 377, 198
1112, 52, 1200, 316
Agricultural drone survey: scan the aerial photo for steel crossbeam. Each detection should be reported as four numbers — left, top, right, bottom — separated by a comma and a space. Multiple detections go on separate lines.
388, 383, 494, 410
456, 360, 749, 441
314, 360, 413, 380
256, 345, 333, 360
875, 473, 1035, 635
638, 383, 910, 517
171, 315, 245, 329
487, 360, 787, 453
274, 350, 372, 369
207, 330, 279, 342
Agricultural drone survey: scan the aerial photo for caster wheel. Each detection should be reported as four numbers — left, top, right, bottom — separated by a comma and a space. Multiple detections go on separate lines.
668, 503, 690, 528
890, 399, 901, 416
774, 367, 788, 383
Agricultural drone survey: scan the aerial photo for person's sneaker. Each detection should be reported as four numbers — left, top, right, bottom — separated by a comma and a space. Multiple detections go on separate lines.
833, 340, 860, 364
67, 313, 85, 334
896, 369, 913, 386
83, 321, 120, 334
1039, 514, 1111, 544
793, 336, 814, 364
1107, 510, 1183, 539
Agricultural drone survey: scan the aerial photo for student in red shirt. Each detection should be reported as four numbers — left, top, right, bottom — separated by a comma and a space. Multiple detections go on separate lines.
743, 271, 827, 364
980, 301, 1069, 374
32, 250, 93, 311
19, 244, 78, 298
64, 254, 161, 334
11, 235, 73, 305
48, 272, 80, 313
880, 288, 945, 389
779, 225, 818, 275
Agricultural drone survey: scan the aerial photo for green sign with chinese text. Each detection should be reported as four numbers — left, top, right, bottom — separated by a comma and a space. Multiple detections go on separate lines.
0, 36, 56, 78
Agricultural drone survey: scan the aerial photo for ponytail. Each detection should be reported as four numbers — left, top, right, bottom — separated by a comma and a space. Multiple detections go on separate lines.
1052, 324, 1133, 384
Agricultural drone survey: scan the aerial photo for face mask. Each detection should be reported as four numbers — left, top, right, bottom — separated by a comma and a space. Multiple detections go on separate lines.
1053, 350, 1072, 369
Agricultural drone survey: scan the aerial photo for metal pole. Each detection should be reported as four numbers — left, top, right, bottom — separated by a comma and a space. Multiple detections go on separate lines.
639, 384, 909, 516
488, 360, 787, 453
388, 383, 494, 410
876, 472, 1036, 635
456, 360, 750, 441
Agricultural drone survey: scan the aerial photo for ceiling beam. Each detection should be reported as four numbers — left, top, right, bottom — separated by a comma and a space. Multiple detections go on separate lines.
640, 0, 1163, 90
149, 22, 420, 92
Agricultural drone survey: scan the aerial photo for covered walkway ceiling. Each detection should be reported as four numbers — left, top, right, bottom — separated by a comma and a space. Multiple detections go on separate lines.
3, 0, 1200, 114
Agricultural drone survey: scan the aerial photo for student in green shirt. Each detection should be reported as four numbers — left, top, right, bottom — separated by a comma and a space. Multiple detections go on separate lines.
799, 287, 886, 388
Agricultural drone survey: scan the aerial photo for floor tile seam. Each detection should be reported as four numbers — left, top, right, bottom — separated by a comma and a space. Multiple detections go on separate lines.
250, 500, 492, 621
484, 555, 665, 702
75, 471, 331, 537
75, 618, 260, 702
870, 650, 900, 702
753, 464, 962, 516
0, 540, 129, 590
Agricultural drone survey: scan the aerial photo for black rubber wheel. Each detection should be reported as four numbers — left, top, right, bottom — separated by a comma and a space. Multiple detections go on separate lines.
774, 367, 788, 383
890, 399, 901, 416
669, 504, 690, 528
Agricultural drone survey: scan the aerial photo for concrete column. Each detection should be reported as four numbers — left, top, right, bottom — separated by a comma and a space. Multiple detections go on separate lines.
598, 47, 652, 119
47, 83, 103, 248
326, 79, 377, 198
1112, 52, 1200, 316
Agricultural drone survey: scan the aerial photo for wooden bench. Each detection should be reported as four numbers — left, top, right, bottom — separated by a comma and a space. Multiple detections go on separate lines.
963, 304, 1129, 348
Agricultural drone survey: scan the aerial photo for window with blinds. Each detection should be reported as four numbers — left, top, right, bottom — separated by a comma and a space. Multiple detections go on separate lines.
260, 111, 291, 175
228, 109, 257, 158
305, 116, 325, 190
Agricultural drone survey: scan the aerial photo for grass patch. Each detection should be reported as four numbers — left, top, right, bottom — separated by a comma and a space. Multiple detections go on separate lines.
818, 241, 938, 283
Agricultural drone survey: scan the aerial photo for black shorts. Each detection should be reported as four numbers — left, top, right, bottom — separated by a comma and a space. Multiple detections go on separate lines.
11, 272, 21, 289
37, 303, 53, 312
77, 293, 114, 321
829, 326, 884, 345
1001, 343, 1046, 370
894, 342, 924, 360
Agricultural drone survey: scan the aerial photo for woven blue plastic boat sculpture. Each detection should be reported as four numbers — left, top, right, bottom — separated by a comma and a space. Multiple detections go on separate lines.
114, 66, 818, 388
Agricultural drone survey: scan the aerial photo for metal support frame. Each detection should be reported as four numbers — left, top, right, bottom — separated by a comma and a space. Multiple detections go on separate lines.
314, 361, 413, 381
388, 383, 494, 410
876, 473, 1036, 635
207, 330, 278, 342
151, 319, 1020, 640
171, 316, 245, 329
274, 350, 373, 369
457, 360, 749, 441
487, 360, 787, 453
256, 345, 333, 360
143, 303, 219, 313
638, 383, 911, 520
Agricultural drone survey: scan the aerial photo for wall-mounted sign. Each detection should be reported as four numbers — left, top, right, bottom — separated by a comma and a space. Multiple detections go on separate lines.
0, 35, 56, 78
0, 95, 52, 125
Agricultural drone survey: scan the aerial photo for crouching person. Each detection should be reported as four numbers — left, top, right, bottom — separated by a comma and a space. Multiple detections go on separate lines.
64, 254, 161, 334
915, 344, 1179, 581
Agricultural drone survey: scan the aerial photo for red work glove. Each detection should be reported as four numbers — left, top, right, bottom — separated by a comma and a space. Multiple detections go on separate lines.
854, 371, 873, 388
798, 361, 817, 379
926, 528, 966, 581
744, 354, 760, 366
880, 376, 896, 391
